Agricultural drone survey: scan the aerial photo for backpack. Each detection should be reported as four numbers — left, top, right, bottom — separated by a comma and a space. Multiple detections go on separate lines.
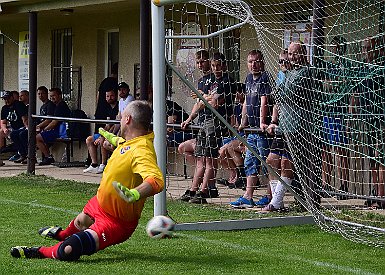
67, 109, 90, 141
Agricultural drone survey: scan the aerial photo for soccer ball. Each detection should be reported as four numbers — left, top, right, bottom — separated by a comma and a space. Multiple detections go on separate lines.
146, 215, 175, 239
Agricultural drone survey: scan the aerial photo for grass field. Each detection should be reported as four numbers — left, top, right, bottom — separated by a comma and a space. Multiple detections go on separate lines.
1, 175, 385, 275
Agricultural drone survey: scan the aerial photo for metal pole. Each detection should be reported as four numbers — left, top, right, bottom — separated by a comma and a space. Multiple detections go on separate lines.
140, 0, 150, 100
151, 2, 167, 216
27, 11, 37, 174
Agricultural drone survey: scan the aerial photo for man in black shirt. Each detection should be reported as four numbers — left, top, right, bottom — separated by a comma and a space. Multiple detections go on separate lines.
94, 62, 118, 132
36, 88, 71, 165
1, 91, 28, 163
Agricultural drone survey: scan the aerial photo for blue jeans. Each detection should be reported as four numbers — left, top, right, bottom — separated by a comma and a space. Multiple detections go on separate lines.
244, 133, 271, 177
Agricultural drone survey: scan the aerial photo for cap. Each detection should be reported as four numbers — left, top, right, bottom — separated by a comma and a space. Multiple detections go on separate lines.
118, 82, 130, 90
1, 91, 12, 99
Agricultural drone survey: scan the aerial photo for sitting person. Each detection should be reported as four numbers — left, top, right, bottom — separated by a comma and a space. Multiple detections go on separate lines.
36, 88, 71, 165
217, 82, 246, 189
166, 98, 192, 147
84, 89, 119, 174
1, 91, 28, 163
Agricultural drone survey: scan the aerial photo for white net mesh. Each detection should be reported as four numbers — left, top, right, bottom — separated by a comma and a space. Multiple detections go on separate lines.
163, 0, 385, 247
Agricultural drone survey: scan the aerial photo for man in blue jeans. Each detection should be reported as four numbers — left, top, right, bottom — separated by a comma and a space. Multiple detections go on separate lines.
230, 50, 272, 208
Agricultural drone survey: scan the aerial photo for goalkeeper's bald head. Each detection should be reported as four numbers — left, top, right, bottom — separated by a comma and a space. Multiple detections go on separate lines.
123, 100, 152, 132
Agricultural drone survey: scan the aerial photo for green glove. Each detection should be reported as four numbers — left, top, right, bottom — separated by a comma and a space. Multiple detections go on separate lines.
112, 181, 140, 203
99, 128, 125, 147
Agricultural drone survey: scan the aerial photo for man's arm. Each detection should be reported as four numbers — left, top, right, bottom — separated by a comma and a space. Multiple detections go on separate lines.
181, 102, 200, 130
238, 99, 248, 131
0, 119, 8, 135
260, 95, 269, 131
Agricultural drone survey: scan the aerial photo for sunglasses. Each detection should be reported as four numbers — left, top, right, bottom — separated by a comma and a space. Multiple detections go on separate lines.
278, 59, 289, 64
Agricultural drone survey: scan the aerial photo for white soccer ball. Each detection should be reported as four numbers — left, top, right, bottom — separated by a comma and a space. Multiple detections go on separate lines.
146, 215, 175, 239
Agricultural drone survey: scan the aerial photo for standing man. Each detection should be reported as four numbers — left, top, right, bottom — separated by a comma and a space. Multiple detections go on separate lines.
178, 49, 212, 167
181, 52, 234, 204
278, 41, 322, 208
230, 49, 272, 208
84, 89, 119, 174
94, 62, 118, 132
11, 101, 164, 261
36, 88, 71, 166
1, 91, 28, 163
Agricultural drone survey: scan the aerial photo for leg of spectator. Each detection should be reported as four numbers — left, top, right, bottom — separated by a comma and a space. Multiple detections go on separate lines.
191, 156, 205, 192
201, 156, 218, 193
0, 129, 5, 149
178, 139, 196, 165
36, 133, 50, 157
86, 136, 98, 165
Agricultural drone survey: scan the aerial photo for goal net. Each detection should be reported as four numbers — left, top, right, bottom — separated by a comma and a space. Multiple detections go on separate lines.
160, 0, 385, 247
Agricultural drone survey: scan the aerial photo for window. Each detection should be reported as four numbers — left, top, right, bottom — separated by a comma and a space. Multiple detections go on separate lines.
51, 28, 73, 101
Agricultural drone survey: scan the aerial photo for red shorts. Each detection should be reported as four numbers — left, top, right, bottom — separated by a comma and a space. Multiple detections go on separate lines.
83, 196, 138, 250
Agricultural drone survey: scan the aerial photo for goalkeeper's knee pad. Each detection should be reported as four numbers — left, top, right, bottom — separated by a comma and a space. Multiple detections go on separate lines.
57, 231, 96, 261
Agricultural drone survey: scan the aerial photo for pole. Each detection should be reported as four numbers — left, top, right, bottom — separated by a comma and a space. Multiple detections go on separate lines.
27, 11, 37, 174
140, 0, 150, 100
151, 2, 167, 216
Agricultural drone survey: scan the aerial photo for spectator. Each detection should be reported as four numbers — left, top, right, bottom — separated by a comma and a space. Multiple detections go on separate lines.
217, 82, 246, 189
10, 101, 164, 261
19, 90, 29, 106
11, 91, 19, 101
1, 91, 28, 163
230, 49, 272, 208
84, 89, 119, 174
102, 81, 135, 152
94, 62, 118, 132
178, 49, 211, 165
0, 91, 20, 154
253, 49, 292, 207
322, 36, 350, 199
278, 41, 322, 206
180, 52, 235, 204
166, 99, 192, 147
36, 88, 71, 166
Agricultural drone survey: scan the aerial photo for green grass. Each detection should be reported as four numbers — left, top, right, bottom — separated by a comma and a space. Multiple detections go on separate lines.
1, 175, 385, 275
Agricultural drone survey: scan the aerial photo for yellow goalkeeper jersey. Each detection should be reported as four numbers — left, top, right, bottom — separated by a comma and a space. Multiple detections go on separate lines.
97, 132, 164, 222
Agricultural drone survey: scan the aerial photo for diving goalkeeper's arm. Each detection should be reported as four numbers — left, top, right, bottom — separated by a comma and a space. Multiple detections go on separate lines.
99, 128, 125, 147
112, 177, 164, 203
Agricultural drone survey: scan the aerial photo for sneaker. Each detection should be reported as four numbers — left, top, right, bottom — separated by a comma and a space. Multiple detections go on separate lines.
180, 189, 196, 202
96, 164, 106, 174
38, 226, 62, 240
10, 246, 41, 258
38, 156, 55, 166
230, 197, 254, 208
189, 191, 208, 204
254, 195, 271, 207
83, 165, 98, 173
9, 153, 20, 161
14, 155, 27, 163
261, 204, 279, 212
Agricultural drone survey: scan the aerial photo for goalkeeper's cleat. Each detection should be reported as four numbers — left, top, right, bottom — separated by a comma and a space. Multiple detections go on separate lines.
10, 246, 41, 259
38, 226, 62, 240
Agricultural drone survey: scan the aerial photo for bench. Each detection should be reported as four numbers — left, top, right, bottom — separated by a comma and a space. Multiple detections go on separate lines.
51, 137, 86, 167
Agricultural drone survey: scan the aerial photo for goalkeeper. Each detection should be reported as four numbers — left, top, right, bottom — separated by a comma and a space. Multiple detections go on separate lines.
10, 101, 164, 261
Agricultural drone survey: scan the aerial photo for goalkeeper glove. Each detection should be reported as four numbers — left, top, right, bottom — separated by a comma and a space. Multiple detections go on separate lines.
98, 128, 125, 147
112, 181, 140, 203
